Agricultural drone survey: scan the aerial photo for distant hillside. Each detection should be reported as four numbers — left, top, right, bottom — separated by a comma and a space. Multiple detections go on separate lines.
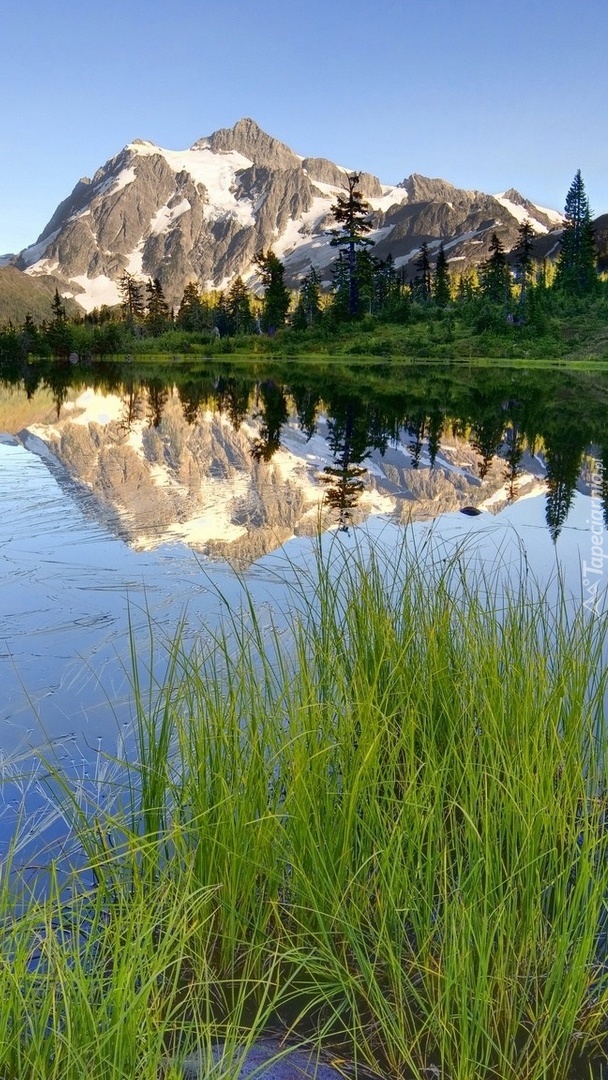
0, 266, 80, 326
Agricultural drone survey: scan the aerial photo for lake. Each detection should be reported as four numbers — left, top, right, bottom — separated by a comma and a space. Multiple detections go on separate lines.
1, 356, 607, 858
3, 355, 608, 1078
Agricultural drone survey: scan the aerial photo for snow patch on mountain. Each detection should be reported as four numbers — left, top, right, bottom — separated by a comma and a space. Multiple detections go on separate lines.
369, 186, 409, 212
271, 196, 334, 261
97, 166, 137, 199
150, 198, 191, 235
68, 274, 121, 312
494, 193, 549, 232
124, 245, 145, 276
128, 140, 256, 226
22, 229, 61, 269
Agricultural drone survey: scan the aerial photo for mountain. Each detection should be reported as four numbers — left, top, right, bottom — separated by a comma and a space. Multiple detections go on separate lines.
12, 118, 565, 313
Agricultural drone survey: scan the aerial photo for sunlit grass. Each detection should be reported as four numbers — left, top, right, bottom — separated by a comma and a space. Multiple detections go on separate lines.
2, 535, 608, 1078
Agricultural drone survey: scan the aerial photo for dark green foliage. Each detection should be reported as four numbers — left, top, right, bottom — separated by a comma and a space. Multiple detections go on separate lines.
433, 242, 451, 307
44, 289, 72, 356
176, 282, 208, 331
146, 278, 171, 336
373, 254, 400, 314
479, 233, 512, 306
513, 219, 535, 314
225, 276, 255, 335
119, 272, 145, 325
331, 250, 351, 321
293, 266, 322, 330
413, 242, 432, 302
554, 170, 597, 295
330, 173, 374, 317
253, 249, 291, 331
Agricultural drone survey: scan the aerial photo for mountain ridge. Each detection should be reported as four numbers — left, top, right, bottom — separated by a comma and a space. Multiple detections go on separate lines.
9, 118, 566, 313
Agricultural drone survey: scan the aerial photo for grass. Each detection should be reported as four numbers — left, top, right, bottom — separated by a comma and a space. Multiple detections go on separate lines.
2, 534, 608, 1078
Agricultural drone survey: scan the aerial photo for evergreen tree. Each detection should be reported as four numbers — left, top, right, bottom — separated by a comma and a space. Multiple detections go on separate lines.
330, 173, 374, 317
45, 289, 71, 356
20, 312, 40, 356
554, 170, 597, 295
177, 282, 206, 330
253, 250, 291, 331
146, 278, 170, 336
356, 248, 376, 314
293, 266, 322, 328
433, 242, 451, 307
226, 276, 255, 334
373, 254, 399, 313
119, 272, 145, 327
513, 219, 535, 314
479, 233, 511, 306
455, 267, 478, 303
331, 251, 351, 320
413, 243, 432, 302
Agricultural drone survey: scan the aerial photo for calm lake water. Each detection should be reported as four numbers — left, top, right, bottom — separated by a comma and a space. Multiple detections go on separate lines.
1, 356, 608, 862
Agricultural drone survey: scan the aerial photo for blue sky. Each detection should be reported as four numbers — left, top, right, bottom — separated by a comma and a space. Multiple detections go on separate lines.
1, 0, 606, 254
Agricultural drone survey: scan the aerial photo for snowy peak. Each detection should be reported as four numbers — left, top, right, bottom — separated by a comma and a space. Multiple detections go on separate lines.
493, 188, 563, 234
194, 117, 300, 171
12, 118, 566, 313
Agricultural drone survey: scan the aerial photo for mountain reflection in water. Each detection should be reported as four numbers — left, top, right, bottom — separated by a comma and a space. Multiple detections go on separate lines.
1, 356, 608, 868
2, 357, 608, 556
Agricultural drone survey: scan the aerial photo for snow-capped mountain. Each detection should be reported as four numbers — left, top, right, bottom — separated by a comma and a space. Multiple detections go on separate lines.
13, 118, 563, 313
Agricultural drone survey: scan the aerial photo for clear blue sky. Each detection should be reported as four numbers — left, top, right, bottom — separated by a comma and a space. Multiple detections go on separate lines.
1, 0, 606, 254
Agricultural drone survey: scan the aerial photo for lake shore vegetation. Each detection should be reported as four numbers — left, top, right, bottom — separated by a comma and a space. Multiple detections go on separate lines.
2, 538, 608, 1079
1, 172, 607, 365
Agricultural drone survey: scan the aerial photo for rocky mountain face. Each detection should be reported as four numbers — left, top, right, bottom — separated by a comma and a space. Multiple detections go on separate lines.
13, 118, 566, 313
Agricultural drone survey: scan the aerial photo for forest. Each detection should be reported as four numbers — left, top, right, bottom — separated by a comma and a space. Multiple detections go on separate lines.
1, 170, 606, 364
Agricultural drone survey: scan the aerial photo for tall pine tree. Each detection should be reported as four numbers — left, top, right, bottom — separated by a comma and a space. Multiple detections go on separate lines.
253, 250, 291, 331
479, 233, 511, 306
433, 242, 451, 307
554, 170, 596, 295
330, 174, 374, 317
513, 219, 535, 316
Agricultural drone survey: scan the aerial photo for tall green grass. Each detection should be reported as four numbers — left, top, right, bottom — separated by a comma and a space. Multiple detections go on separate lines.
3, 536, 608, 1078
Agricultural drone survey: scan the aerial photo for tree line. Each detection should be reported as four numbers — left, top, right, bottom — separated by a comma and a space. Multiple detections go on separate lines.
0, 169, 603, 360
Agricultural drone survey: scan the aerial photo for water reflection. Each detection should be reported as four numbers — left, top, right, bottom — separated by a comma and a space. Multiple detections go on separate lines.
3, 356, 608, 551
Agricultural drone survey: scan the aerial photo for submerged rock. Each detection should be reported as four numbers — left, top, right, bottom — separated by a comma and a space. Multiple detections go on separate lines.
172, 1038, 350, 1079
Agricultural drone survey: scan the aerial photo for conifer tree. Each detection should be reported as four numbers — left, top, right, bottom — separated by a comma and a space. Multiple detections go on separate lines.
119, 272, 145, 327
293, 266, 322, 328
433, 242, 451, 307
330, 173, 374, 317
513, 218, 535, 310
479, 233, 511, 305
146, 277, 170, 336
45, 289, 71, 355
253, 250, 291, 331
226, 276, 254, 334
554, 170, 597, 295
373, 254, 399, 312
177, 282, 206, 330
331, 251, 351, 321
414, 243, 432, 302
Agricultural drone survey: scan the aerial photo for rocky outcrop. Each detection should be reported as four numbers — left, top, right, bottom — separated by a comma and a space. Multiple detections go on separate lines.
13, 118, 566, 311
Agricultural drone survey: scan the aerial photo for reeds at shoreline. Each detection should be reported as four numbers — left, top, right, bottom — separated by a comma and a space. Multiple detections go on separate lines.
2, 536, 608, 1079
